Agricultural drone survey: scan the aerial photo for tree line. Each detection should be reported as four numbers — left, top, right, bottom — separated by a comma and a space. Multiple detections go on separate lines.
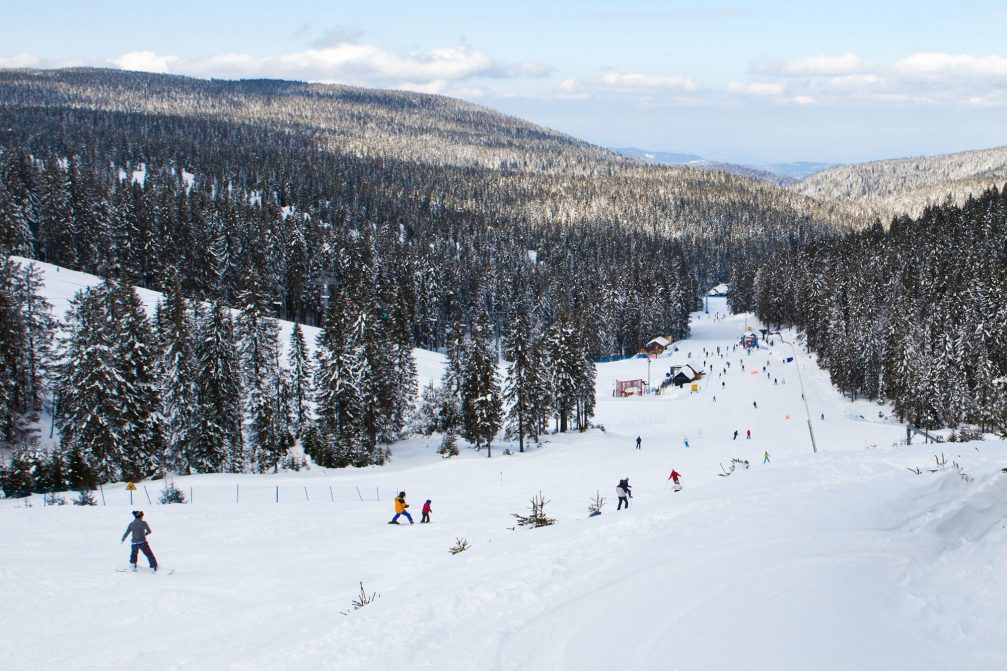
730, 185, 1007, 433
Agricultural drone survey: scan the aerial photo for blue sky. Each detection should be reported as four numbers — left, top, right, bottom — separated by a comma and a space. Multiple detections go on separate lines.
4, 0, 1007, 164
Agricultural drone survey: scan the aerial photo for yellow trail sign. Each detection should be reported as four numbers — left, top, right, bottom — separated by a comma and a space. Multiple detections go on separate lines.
126, 482, 137, 491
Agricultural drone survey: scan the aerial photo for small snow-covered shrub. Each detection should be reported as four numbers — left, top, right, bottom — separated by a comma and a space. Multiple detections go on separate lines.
159, 482, 186, 504
73, 489, 97, 506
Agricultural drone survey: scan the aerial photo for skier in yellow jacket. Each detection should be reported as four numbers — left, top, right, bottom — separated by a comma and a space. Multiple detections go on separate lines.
389, 491, 414, 524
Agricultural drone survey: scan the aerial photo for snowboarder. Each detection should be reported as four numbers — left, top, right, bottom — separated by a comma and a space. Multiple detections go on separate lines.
763, 451, 771, 464
635, 436, 642, 450
616, 479, 632, 510
668, 469, 682, 486
121, 510, 157, 572
733, 430, 738, 440
421, 499, 432, 523
389, 491, 413, 524
746, 429, 751, 440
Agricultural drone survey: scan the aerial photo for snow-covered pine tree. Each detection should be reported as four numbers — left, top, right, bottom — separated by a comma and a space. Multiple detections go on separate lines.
0, 258, 23, 448
504, 303, 538, 452
154, 277, 198, 473
57, 284, 122, 481
193, 303, 244, 472
461, 311, 502, 456
108, 281, 164, 480
438, 321, 465, 440
236, 272, 284, 472
13, 262, 55, 425
56, 280, 165, 482
287, 323, 313, 438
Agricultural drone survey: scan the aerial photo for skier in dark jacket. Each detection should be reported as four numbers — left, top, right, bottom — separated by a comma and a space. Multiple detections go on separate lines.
121, 511, 157, 572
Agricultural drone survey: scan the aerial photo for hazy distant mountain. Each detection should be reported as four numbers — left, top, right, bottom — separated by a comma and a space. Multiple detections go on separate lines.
790, 146, 1007, 218
764, 162, 835, 181
612, 147, 833, 185
612, 147, 705, 164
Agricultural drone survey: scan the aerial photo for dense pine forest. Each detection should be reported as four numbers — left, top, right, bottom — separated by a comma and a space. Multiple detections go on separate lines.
730, 185, 1007, 434
0, 68, 861, 490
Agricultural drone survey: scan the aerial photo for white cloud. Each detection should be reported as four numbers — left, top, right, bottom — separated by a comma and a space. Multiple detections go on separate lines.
109, 44, 549, 87
0, 53, 41, 68
113, 50, 179, 74
599, 72, 698, 91
791, 95, 816, 105
726, 81, 784, 96
556, 78, 591, 100
893, 52, 1007, 86
757, 53, 872, 77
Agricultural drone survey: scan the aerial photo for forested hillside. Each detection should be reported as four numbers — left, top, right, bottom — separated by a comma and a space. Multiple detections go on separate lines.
730, 184, 1007, 433
0, 68, 858, 343
0, 67, 862, 483
791, 145, 1007, 219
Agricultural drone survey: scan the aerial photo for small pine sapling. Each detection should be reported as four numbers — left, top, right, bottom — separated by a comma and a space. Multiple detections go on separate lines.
159, 481, 186, 504
449, 537, 471, 554
439, 431, 459, 458
587, 490, 605, 516
73, 489, 97, 506
512, 491, 556, 528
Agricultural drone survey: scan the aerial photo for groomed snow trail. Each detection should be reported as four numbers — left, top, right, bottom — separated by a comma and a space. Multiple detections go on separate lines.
2, 270, 1005, 671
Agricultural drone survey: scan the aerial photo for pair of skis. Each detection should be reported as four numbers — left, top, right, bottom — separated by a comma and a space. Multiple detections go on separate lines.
115, 567, 175, 574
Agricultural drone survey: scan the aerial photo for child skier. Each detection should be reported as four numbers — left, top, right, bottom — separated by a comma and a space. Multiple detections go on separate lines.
121, 510, 157, 572
616, 479, 632, 510
389, 491, 413, 524
421, 499, 432, 523
763, 451, 771, 464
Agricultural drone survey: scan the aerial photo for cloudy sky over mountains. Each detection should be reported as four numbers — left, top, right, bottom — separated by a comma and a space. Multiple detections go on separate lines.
5, 0, 1007, 163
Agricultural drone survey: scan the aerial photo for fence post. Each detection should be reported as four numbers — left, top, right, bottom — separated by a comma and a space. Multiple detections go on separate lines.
236, 484, 239, 503
304, 486, 309, 502
190, 487, 193, 504
376, 487, 379, 501
356, 486, 363, 502
144, 486, 152, 504
99, 484, 106, 505
275, 485, 278, 503
329, 485, 334, 503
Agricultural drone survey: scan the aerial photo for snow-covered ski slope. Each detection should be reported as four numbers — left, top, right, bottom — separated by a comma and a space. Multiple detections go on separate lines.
2, 260, 1006, 671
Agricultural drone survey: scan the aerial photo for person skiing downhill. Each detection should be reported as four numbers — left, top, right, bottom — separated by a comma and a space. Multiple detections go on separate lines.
616, 479, 632, 510
636, 436, 642, 450
121, 511, 157, 572
421, 499, 432, 524
763, 451, 771, 464
746, 429, 751, 440
389, 491, 413, 524
733, 430, 739, 440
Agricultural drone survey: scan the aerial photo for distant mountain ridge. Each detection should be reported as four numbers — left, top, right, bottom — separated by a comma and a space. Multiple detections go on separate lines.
790, 145, 1007, 218
611, 147, 834, 185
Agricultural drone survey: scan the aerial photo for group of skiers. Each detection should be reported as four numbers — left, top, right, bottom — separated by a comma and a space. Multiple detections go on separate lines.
388, 491, 433, 524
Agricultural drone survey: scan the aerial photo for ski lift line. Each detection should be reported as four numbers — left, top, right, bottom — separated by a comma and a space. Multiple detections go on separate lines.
773, 331, 818, 454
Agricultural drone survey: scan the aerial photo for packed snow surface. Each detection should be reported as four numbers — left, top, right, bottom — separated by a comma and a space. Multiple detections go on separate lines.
2, 263, 1006, 670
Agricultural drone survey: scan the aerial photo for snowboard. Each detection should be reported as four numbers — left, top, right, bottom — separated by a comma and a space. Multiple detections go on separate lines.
116, 567, 174, 574
673, 484, 683, 492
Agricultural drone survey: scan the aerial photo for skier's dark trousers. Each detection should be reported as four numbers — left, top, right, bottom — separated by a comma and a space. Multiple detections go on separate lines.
122, 510, 158, 571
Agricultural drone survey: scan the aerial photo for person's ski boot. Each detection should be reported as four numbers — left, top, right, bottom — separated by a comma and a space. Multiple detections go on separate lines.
130, 563, 137, 572
388, 520, 399, 524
